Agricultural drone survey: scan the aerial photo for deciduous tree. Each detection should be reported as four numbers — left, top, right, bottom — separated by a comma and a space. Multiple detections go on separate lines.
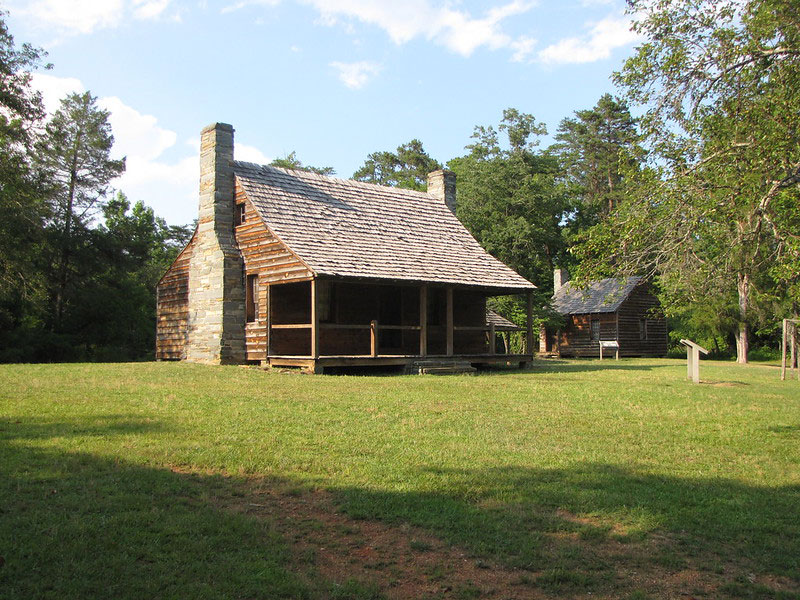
576, 0, 800, 363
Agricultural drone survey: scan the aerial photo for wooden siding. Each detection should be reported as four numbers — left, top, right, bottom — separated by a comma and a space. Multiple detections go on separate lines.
235, 182, 314, 361
558, 313, 617, 358
557, 283, 667, 358
155, 234, 196, 360
616, 285, 668, 357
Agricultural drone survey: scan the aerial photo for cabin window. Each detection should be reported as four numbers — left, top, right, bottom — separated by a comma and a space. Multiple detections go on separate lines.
639, 319, 648, 340
590, 319, 600, 341
235, 202, 246, 226
246, 274, 258, 322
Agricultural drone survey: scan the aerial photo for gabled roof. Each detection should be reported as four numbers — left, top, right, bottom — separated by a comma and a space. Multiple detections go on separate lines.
552, 277, 643, 315
233, 162, 534, 292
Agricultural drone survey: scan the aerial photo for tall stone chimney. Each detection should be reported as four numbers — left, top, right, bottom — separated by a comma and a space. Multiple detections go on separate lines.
553, 267, 570, 294
427, 169, 457, 214
185, 123, 246, 364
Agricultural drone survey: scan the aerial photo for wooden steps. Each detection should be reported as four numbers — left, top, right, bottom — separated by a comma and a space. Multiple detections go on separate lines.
412, 359, 477, 375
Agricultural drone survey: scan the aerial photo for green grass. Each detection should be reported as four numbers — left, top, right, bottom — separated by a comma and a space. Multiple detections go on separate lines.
1, 359, 799, 598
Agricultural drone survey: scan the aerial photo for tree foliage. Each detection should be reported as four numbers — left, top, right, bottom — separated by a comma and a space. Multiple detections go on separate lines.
553, 93, 644, 228
34, 92, 126, 328
352, 139, 441, 191
270, 151, 335, 176
449, 109, 570, 323
0, 11, 50, 338
574, 0, 800, 362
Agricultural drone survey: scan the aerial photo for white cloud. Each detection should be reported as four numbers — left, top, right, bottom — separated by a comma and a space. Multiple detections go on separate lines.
221, 0, 280, 15
537, 13, 640, 64
330, 60, 382, 89
10, 0, 175, 36
236, 143, 272, 164
296, 0, 536, 59
30, 73, 84, 115
132, 0, 171, 19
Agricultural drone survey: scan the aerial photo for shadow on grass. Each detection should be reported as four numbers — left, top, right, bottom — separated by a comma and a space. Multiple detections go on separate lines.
0, 417, 310, 600
332, 464, 800, 582
2, 417, 798, 599
525, 358, 680, 374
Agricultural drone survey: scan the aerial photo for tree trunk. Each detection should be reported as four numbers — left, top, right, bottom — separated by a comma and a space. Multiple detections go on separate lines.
734, 271, 749, 364
54, 166, 77, 331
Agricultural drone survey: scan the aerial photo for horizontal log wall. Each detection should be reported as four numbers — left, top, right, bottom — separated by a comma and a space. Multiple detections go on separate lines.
616, 285, 668, 357
559, 313, 617, 357
156, 234, 196, 360
235, 182, 313, 361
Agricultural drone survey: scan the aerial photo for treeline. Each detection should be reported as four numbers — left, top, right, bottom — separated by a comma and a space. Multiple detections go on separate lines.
2, 0, 798, 364
0, 16, 192, 362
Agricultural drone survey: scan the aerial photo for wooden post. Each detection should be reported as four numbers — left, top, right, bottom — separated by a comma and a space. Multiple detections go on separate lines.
782, 319, 788, 381
446, 287, 453, 356
686, 345, 694, 382
504, 332, 510, 354
419, 285, 427, 357
311, 279, 319, 359
599, 342, 604, 361
370, 320, 378, 357
266, 284, 272, 357
489, 323, 496, 355
526, 291, 534, 356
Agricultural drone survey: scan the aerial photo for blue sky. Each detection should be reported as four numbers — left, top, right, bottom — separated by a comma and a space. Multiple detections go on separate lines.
6, 0, 640, 225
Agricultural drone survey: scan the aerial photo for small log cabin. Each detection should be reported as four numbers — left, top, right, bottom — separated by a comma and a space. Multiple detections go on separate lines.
542, 269, 667, 357
156, 123, 536, 372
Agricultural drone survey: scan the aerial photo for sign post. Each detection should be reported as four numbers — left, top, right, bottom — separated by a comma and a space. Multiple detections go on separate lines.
680, 339, 709, 384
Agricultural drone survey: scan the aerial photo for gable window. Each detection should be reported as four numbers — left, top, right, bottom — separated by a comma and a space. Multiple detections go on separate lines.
235, 202, 246, 226
639, 319, 648, 340
246, 274, 258, 322
590, 319, 600, 341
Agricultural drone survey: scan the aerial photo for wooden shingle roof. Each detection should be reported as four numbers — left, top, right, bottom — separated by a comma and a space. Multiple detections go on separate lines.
552, 277, 643, 315
486, 310, 521, 331
234, 162, 535, 292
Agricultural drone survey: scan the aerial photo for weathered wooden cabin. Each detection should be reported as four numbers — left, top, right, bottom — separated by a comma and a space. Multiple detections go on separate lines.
156, 123, 536, 372
541, 269, 667, 357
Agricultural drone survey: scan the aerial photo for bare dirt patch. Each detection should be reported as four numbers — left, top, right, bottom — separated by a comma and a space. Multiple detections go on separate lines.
206, 476, 800, 600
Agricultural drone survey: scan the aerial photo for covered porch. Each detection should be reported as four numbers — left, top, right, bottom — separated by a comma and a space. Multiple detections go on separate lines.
248, 278, 534, 373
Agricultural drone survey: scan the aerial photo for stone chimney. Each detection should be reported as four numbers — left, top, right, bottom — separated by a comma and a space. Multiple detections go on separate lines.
185, 123, 246, 364
427, 169, 457, 213
553, 267, 570, 294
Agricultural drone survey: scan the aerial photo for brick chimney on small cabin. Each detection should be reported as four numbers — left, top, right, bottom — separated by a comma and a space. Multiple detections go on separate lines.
185, 123, 246, 364
553, 267, 569, 294
427, 169, 457, 214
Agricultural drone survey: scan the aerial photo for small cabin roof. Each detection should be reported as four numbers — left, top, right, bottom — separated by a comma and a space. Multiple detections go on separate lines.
552, 276, 643, 315
233, 162, 535, 293
486, 309, 521, 331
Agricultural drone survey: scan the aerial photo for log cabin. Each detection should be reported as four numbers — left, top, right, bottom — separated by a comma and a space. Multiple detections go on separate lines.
541, 269, 668, 358
156, 123, 536, 373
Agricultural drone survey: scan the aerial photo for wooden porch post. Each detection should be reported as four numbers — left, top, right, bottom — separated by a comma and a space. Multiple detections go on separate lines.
311, 279, 319, 359
419, 285, 427, 357
446, 287, 454, 356
489, 323, 496, 355
526, 291, 534, 355
370, 320, 378, 357
266, 284, 272, 357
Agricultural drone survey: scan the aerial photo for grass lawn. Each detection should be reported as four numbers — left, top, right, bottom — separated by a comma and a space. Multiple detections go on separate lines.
1, 358, 798, 599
